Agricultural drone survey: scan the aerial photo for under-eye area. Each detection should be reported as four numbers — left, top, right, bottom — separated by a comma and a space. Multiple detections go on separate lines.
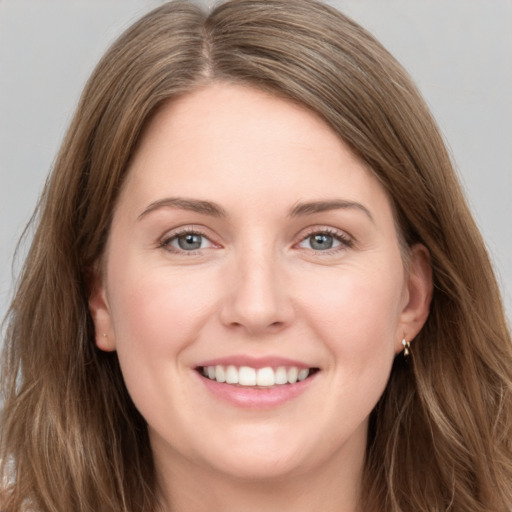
197, 365, 320, 387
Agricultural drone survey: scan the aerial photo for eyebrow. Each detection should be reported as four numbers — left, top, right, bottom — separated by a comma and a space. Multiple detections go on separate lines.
137, 197, 227, 220
289, 199, 374, 223
137, 196, 374, 223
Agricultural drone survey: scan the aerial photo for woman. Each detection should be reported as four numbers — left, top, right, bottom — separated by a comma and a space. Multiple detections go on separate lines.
1, 0, 511, 511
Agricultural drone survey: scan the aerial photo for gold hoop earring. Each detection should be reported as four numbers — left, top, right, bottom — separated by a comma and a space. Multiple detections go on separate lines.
402, 338, 411, 357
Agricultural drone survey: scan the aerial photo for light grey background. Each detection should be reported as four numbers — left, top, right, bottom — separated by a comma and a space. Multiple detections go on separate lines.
1, 0, 511, 325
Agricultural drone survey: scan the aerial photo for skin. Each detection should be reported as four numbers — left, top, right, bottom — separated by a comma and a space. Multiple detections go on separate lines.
89, 83, 432, 512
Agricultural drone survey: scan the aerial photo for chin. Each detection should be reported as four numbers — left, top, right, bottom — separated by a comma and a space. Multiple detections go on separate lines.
205, 449, 310, 483
190, 424, 331, 483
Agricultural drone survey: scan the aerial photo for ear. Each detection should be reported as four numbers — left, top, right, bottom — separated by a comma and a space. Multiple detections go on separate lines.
395, 243, 433, 353
88, 265, 116, 352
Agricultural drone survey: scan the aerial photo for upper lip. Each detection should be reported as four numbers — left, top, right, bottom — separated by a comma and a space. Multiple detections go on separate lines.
195, 355, 316, 370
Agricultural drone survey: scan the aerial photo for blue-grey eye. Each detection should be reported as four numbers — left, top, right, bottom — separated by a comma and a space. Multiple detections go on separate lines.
310, 233, 334, 250
299, 232, 343, 251
171, 233, 208, 251
180, 234, 202, 250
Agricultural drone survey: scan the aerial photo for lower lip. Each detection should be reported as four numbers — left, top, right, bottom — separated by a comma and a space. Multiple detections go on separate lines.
196, 372, 317, 409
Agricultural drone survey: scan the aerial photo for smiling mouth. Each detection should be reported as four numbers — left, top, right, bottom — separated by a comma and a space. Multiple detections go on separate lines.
197, 365, 320, 387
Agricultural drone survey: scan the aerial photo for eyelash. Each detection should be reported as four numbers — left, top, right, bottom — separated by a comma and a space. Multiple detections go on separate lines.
158, 227, 213, 255
296, 227, 353, 255
158, 226, 353, 255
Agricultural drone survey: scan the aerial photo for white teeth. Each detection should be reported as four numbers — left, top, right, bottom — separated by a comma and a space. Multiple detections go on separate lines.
239, 366, 256, 386
275, 366, 288, 385
297, 368, 309, 381
201, 365, 313, 386
225, 365, 238, 384
215, 365, 226, 383
256, 367, 275, 387
287, 367, 298, 384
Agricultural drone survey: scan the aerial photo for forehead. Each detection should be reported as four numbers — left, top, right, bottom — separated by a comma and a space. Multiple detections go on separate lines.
120, 83, 393, 223
135, 83, 350, 166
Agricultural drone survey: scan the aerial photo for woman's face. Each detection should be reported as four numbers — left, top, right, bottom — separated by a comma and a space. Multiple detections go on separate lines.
90, 83, 430, 484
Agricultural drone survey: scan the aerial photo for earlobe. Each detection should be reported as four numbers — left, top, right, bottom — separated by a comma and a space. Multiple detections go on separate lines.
88, 267, 116, 352
396, 244, 433, 352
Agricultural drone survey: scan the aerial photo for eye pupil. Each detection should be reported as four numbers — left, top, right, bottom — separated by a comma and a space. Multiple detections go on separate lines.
310, 234, 333, 250
178, 234, 202, 250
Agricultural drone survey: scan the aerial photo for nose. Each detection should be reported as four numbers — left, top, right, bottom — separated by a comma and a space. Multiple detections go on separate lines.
219, 247, 295, 336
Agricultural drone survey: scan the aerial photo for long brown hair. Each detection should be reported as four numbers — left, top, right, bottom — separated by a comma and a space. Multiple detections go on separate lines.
2, 1, 511, 511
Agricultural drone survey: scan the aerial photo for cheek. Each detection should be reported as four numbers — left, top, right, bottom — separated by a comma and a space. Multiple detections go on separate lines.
104, 263, 221, 427
106, 262, 218, 362
295, 261, 404, 362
